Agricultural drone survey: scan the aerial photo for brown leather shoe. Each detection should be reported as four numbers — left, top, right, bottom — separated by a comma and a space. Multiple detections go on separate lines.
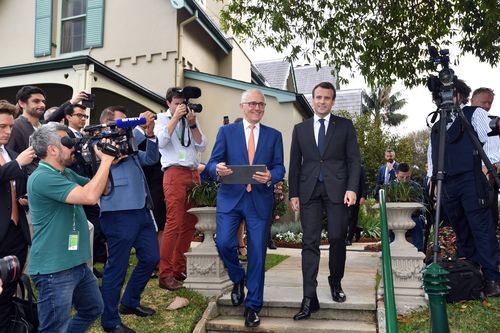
159, 276, 183, 291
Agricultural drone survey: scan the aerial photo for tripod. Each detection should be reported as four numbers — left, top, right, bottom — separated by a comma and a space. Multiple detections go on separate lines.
431, 104, 500, 263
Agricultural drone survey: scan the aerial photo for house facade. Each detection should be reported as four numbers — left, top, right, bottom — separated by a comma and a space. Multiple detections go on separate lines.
0, 0, 311, 165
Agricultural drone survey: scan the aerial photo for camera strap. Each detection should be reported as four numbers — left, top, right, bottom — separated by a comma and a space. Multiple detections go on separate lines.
177, 118, 191, 147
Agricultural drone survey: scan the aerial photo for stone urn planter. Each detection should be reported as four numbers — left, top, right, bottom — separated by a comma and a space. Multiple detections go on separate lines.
374, 201, 427, 314
184, 206, 232, 296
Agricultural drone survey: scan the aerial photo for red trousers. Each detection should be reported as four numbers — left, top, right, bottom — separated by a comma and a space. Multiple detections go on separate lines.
160, 166, 199, 278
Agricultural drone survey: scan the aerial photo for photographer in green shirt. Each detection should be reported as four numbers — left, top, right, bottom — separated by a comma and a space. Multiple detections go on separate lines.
28, 122, 116, 333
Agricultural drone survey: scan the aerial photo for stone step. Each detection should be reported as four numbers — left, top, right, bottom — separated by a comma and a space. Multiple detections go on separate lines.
218, 286, 376, 322
206, 316, 377, 333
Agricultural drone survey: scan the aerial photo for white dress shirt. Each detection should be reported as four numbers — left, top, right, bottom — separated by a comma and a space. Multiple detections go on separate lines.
154, 110, 207, 170
313, 113, 331, 146
243, 118, 260, 150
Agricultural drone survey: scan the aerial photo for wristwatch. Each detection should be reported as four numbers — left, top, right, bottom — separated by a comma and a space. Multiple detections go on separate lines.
189, 124, 198, 129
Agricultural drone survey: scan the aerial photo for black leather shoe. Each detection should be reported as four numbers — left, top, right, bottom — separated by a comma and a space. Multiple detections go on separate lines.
331, 283, 347, 303
103, 324, 136, 333
119, 304, 155, 317
268, 240, 278, 249
293, 297, 320, 320
230, 279, 245, 306
329, 276, 346, 302
485, 280, 500, 297
244, 308, 260, 327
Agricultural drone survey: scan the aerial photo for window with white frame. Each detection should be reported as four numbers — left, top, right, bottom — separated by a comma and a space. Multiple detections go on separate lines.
61, 0, 87, 53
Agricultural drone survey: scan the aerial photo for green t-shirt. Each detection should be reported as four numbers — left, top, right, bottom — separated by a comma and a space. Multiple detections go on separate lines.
28, 161, 91, 275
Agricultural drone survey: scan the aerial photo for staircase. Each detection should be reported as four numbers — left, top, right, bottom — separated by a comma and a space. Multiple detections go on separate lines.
205, 251, 379, 333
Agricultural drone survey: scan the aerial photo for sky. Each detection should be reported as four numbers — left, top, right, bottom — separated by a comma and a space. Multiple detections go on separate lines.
246, 46, 500, 135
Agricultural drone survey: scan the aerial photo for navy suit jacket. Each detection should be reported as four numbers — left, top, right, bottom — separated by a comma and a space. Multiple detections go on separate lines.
376, 162, 398, 186
0, 148, 30, 246
207, 122, 285, 220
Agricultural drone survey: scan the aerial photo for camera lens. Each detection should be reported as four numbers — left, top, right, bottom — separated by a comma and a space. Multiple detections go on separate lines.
0, 255, 21, 283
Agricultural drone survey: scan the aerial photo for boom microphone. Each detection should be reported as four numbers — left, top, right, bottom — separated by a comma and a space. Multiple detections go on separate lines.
109, 117, 147, 128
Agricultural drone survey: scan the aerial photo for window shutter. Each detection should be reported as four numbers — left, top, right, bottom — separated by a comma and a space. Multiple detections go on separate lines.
85, 0, 104, 48
34, 0, 52, 57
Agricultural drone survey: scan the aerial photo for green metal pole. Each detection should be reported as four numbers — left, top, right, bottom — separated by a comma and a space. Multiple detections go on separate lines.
378, 189, 398, 333
423, 263, 450, 333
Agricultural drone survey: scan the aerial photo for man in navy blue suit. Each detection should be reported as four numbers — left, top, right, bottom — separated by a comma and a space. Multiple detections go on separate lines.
207, 89, 285, 328
376, 148, 398, 186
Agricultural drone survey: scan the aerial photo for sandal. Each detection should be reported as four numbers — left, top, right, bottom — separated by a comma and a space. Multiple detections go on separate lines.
238, 245, 247, 256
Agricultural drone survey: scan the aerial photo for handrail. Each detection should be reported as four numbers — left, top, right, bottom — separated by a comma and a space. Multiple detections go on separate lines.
378, 189, 398, 333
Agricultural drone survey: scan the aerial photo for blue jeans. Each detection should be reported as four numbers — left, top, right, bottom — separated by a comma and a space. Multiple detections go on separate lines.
31, 264, 104, 333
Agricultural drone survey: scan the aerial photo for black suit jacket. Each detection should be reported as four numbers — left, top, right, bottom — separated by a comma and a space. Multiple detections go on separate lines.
0, 148, 31, 246
289, 115, 361, 204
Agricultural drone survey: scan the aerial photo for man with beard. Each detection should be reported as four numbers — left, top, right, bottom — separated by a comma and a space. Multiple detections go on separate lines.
376, 148, 398, 186
28, 122, 117, 332
7, 86, 87, 175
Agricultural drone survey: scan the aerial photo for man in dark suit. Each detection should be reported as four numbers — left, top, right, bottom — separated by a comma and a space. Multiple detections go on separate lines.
207, 88, 285, 328
289, 81, 361, 320
0, 101, 35, 329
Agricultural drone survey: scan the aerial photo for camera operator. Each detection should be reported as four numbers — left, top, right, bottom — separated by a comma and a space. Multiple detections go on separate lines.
154, 87, 207, 291
98, 106, 160, 333
0, 101, 34, 330
64, 104, 107, 275
28, 122, 117, 332
428, 79, 500, 297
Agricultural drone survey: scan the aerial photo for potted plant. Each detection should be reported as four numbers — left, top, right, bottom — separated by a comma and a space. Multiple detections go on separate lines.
375, 181, 424, 251
187, 181, 219, 249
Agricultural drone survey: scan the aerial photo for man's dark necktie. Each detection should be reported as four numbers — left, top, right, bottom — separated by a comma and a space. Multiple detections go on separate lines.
318, 118, 326, 181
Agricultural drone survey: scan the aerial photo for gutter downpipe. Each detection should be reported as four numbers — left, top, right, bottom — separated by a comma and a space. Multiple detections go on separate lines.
176, 14, 197, 87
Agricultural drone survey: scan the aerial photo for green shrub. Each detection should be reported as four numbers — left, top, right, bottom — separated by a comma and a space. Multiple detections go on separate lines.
358, 197, 381, 239
187, 181, 219, 207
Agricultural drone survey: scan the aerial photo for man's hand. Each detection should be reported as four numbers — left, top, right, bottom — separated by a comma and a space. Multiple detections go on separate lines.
18, 196, 28, 206
253, 169, 271, 184
69, 91, 89, 105
139, 111, 156, 136
344, 191, 357, 207
290, 197, 300, 212
360, 197, 366, 205
172, 103, 188, 122
16, 146, 35, 166
186, 108, 197, 127
216, 162, 232, 177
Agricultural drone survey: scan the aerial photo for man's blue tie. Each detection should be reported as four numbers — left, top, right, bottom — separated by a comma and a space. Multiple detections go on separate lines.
318, 118, 326, 181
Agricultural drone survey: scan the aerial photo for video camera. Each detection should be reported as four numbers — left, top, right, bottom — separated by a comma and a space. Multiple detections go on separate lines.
61, 117, 145, 166
177, 86, 203, 113
427, 46, 457, 108
0, 255, 20, 283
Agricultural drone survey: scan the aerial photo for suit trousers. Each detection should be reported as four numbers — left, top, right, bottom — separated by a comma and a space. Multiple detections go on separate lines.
100, 208, 159, 328
160, 166, 199, 278
300, 181, 348, 298
442, 172, 500, 281
216, 192, 269, 311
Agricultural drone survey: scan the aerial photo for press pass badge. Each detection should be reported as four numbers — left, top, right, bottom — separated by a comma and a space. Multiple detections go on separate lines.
68, 231, 79, 251
178, 149, 187, 162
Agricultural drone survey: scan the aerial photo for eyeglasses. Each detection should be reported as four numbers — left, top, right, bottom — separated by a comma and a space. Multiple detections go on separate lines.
242, 101, 266, 108
73, 113, 89, 119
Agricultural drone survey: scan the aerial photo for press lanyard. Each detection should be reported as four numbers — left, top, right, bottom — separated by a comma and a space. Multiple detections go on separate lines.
38, 162, 79, 250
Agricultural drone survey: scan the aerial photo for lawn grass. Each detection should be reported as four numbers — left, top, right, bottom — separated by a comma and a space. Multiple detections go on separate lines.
398, 297, 500, 333
86, 252, 289, 332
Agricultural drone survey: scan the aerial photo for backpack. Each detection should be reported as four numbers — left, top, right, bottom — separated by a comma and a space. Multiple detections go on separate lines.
439, 258, 485, 303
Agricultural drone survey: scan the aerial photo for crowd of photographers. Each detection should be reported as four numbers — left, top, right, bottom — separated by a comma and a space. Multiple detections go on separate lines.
0, 85, 208, 333
0, 76, 499, 332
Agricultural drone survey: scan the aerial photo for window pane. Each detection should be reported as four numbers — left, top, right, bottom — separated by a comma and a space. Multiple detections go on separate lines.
62, 0, 87, 18
61, 18, 85, 53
